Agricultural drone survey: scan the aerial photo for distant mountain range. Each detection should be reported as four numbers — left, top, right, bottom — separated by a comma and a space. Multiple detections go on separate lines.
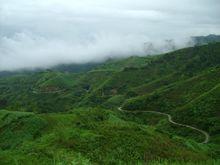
192, 34, 220, 45
143, 34, 220, 55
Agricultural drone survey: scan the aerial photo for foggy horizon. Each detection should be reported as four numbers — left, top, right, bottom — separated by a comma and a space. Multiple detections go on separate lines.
0, 0, 220, 71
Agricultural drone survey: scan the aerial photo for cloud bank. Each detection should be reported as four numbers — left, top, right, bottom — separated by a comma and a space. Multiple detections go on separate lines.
0, 0, 220, 71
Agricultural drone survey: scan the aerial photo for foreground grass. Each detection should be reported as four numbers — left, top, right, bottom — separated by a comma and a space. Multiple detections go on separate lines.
0, 109, 218, 164
149, 159, 220, 165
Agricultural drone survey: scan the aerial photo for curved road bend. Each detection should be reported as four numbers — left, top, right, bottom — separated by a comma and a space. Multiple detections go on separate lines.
118, 107, 209, 144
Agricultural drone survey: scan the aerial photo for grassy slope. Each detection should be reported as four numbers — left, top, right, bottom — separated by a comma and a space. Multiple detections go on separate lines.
83, 43, 220, 106
0, 43, 219, 164
1, 43, 219, 112
122, 68, 220, 134
0, 70, 114, 112
94, 56, 152, 71
0, 109, 215, 165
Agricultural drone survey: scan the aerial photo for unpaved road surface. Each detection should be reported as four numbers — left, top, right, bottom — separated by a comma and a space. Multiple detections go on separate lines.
118, 107, 209, 144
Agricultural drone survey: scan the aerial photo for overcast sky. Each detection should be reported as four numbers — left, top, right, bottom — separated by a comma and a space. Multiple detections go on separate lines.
0, 0, 220, 71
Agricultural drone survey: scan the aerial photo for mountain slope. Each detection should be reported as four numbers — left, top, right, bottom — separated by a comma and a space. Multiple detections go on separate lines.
83, 42, 220, 106
0, 42, 220, 164
0, 109, 214, 164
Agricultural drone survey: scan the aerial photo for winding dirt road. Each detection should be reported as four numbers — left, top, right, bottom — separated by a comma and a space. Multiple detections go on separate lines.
118, 107, 210, 144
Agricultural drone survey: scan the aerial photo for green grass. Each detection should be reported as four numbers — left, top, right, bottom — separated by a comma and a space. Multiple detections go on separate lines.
0, 109, 216, 164
0, 43, 220, 164
122, 68, 220, 135
148, 159, 220, 165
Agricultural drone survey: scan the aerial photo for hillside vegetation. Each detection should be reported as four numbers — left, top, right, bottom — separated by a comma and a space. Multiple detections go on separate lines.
0, 42, 219, 164
0, 109, 216, 164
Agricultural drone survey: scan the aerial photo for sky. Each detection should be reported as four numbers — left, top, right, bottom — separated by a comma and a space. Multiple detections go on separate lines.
0, 0, 220, 71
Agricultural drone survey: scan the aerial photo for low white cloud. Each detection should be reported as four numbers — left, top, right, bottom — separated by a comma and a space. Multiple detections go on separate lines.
0, 32, 149, 70
0, 0, 220, 71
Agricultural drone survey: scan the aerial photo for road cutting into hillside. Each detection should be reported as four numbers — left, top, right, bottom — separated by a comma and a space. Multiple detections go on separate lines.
118, 107, 210, 144
32, 88, 66, 94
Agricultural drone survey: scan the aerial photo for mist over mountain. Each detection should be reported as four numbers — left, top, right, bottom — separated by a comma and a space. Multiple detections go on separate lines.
1, 0, 220, 71
192, 34, 220, 45
0, 42, 219, 164
0, 34, 219, 77
0, 1, 220, 164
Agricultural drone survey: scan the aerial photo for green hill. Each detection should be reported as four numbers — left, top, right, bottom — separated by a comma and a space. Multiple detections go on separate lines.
0, 109, 216, 165
0, 42, 220, 164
